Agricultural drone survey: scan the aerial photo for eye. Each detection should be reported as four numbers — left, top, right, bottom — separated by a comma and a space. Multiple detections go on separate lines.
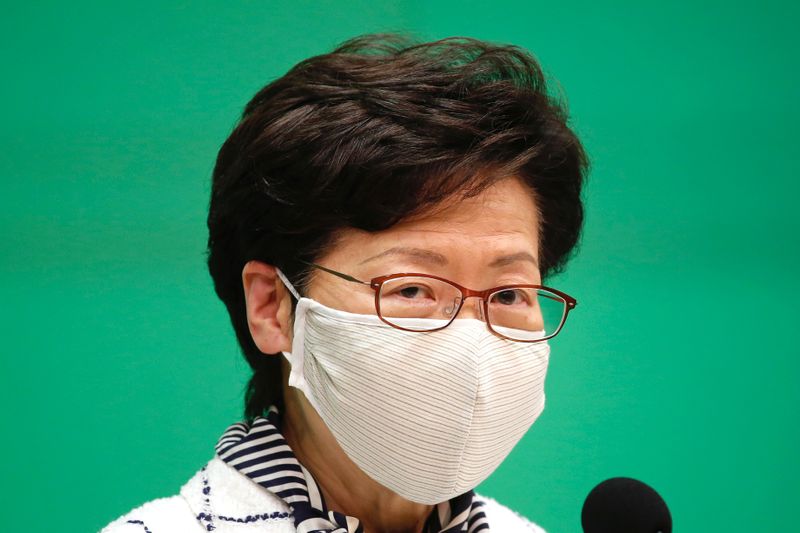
490, 289, 529, 306
390, 284, 435, 300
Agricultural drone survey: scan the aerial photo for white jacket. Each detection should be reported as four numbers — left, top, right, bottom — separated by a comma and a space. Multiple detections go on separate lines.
100, 455, 546, 532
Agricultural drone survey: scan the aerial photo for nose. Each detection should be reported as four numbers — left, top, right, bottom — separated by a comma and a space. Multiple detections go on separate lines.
455, 296, 484, 321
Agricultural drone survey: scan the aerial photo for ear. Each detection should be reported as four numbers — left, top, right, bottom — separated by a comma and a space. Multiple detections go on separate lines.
241, 260, 294, 355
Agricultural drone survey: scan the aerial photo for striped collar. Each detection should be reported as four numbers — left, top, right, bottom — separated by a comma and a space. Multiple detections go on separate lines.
215, 406, 489, 533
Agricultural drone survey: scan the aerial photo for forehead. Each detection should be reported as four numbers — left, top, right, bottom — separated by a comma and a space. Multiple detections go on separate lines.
322, 177, 541, 265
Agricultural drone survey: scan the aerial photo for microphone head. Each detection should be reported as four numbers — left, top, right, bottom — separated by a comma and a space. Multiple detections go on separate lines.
581, 477, 672, 533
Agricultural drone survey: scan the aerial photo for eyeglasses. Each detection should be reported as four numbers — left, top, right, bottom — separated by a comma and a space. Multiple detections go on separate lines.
295, 261, 577, 343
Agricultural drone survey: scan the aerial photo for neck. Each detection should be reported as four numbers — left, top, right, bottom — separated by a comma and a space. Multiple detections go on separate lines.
281, 380, 433, 533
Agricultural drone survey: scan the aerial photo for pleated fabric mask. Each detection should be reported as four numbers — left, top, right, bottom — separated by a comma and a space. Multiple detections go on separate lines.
278, 270, 550, 505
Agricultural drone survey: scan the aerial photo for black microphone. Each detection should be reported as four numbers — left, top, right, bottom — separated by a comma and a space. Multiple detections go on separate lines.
581, 477, 672, 533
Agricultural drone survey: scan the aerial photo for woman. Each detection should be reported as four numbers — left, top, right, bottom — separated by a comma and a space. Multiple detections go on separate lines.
101, 32, 588, 533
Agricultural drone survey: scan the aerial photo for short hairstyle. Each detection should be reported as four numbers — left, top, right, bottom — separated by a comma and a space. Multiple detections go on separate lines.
206, 33, 589, 421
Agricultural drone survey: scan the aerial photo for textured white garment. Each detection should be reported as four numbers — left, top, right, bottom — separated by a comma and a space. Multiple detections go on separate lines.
99, 456, 547, 532
283, 297, 550, 504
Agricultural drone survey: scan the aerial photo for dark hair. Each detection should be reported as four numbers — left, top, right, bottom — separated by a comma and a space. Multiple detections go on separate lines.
206, 32, 589, 422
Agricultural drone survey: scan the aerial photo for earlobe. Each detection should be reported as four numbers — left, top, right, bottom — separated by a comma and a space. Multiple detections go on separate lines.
241, 260, 293, 355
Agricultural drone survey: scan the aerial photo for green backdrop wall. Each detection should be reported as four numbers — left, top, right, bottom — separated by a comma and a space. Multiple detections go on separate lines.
1, 2, 797, 532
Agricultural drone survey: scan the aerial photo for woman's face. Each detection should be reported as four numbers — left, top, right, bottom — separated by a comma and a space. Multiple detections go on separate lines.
305, 176, 542, 321
249, 176, 546, 511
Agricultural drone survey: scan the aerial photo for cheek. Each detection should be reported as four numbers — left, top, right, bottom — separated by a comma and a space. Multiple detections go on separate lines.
306, 281, 377, 315
276, 298, 295, 351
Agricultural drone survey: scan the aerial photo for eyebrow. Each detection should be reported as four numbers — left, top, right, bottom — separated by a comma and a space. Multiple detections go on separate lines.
359, 247, 538, 268
359, 246, 448, 266
488, 251, 539, 268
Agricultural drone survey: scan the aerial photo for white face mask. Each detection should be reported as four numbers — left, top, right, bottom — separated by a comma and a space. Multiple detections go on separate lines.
277, 270, 550, 505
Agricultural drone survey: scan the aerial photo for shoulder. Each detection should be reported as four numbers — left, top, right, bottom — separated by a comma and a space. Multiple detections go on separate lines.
99, 495, 200, 532
98, 457, 294, 533
474, 493, 547, 533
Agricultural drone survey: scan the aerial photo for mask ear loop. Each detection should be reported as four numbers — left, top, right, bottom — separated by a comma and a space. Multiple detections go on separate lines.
275, 268, 302, 301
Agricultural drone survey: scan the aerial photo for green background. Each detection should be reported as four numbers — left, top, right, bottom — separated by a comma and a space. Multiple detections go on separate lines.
1, 2, 797, 532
